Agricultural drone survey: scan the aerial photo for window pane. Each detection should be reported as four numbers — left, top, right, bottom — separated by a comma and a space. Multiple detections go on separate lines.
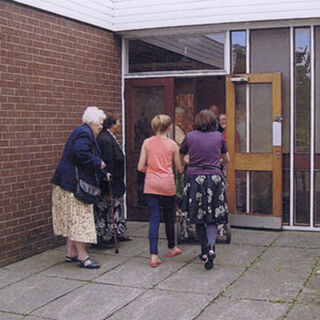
316, 27, 320, 154
250, 171, 273, 215
282, 169, 290, 224
129, 33, 225, 73
231, 31, 246, 74
236, 171, 247, 212
295, 28, 311, 153
315, 171, 320, 226
294, 170, 310, 225
250, 83, 273, 153
235, 84, 247, 152
251, 28, 290, 153
133, 86, 165, 150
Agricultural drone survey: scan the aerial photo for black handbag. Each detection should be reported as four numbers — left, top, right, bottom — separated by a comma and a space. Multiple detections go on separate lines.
74, 166, 101, 204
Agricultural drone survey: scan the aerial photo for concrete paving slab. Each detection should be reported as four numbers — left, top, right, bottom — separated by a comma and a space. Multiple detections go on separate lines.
254, 246, 318, 272
108, 288, 212, 320
196, 297, 289, 320
225, 264, 307, 302
2, 250, 63, 276
89, 238, 148, 257
286, 303, 320, 320
32, 283, 145, 320
94, 257, 185, 288
124, 221, 149, 238
230, 228, 280, 247
274, 231, 320, 249
0, 312, 23, 320
0, 269, 27, 289
296, 272, 320, 305
39, 254, 128, 281
192, 243, 264, 267
157, 263, 244, 296
0, 275, 83, 314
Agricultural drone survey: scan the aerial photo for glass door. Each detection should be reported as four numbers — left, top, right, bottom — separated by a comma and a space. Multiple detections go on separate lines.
226, 73, 282, 228
125, 78, 174, 220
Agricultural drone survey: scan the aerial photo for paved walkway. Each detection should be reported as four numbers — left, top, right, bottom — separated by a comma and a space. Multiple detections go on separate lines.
0, 222, 320, 320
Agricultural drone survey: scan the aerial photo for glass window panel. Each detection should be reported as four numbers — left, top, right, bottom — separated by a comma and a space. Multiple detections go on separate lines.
282, 169, 290, 224
231, 31, 246, 74
294, 170, 310, 225
236, 171, 247, 212
235, 84, 247, 152
129, 33, 225, 73
133, 86, 165, 151
315, 171, 320, 226
295, 28, 311, 153
251, 28, 290, 153
250, 83, 272, 153
315, 27, 320, 153
250, 171, 273, 214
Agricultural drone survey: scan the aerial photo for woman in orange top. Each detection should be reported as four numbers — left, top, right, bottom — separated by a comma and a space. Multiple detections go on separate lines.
138, 114, 184, 268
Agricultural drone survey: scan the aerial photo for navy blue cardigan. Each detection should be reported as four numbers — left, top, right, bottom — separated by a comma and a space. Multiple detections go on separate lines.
51, 124, 104, 193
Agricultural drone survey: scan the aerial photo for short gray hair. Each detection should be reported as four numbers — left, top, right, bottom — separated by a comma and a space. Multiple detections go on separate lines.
175, 107, 185, 115
82, 106, 106, 124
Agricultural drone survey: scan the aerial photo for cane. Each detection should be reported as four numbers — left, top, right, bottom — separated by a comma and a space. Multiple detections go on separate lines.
108, 179, 119, 254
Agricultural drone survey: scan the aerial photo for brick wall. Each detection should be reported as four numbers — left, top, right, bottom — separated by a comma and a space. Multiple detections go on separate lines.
0, 0, 122, 266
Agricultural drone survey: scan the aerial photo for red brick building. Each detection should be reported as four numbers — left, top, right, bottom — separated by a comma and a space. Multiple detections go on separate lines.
0, 0, 121, 266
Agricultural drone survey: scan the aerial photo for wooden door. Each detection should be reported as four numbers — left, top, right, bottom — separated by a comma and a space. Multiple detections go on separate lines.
125, 78, 174, 220
226, 73, 282, 229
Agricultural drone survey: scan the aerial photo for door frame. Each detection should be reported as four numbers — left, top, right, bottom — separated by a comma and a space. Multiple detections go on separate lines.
226, 73, 283, 229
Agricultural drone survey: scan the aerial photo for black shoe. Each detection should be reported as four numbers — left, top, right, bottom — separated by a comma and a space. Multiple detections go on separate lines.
78, 257, 100, 269
204, 245, 216, 270
199, 254, 207, 261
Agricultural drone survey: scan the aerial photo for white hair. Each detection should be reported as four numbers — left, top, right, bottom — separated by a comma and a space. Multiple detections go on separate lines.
82, 106, 106, 124
175, 107, 186, 115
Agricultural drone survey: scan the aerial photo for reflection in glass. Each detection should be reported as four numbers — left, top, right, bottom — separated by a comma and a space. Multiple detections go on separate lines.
235, 171, 247, 212
294, 170, 310, 224
235, 84, 246, 152
132, 86, 165, 206
133, 86, 165, 150
250, 83, 272, 153
129, 33, 225, 73
295, 28, 311, 153
282, 169, 290, 224
231, 31, 246, 74
250, 171, 272, 214
316, 27, 320, 153
315, 171, 320, 226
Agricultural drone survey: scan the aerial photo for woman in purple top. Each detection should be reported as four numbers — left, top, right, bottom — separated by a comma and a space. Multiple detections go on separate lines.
180, 109, 230, 270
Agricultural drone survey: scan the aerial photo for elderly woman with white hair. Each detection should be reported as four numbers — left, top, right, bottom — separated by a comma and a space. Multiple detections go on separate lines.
51, 106, 107, 269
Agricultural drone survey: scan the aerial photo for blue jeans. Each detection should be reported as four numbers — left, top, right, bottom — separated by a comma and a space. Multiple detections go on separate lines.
146, 194, 176, 255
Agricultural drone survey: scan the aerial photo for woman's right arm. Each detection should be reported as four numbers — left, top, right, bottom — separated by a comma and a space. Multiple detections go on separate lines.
137, 140, 148, 173
221, 152, 230, 164
174, 143, 184, 174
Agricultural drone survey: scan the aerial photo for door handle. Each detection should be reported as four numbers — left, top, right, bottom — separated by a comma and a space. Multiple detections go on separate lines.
274, 115, 283, 122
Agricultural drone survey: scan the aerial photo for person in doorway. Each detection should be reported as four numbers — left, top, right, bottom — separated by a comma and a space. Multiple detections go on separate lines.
174, 107, 186, 146
180, 109, 230, 270
51, 106, 107, 269
138, 114, 184, 268
93, 114, 131, 248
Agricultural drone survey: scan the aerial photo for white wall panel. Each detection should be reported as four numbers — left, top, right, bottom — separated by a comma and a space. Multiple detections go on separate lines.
12, 0, 320, 32
13, 0, 114, 30
113, 0, 320, 31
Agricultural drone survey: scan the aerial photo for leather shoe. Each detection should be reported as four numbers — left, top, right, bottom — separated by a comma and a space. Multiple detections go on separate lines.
79, 257, 100, 269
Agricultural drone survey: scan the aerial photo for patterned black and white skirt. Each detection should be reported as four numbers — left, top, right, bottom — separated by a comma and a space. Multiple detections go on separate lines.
180, 174, 228, 225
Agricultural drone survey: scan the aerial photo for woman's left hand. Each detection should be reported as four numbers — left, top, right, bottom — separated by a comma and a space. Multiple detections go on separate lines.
100, 161, 106, 169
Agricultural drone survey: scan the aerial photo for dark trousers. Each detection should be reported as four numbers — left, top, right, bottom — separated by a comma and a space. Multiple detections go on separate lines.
146, 194, 176, 255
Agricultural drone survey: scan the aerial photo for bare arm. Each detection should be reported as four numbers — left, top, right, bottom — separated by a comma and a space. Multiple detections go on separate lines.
174, 143, 184, 174
137, 140, 148, 173
221, 152, 230, 164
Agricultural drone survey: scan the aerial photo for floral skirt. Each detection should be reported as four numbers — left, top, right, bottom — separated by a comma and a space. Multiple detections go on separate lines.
93, 195, 127, 242
52, 185, 97, 243
180, 175, 228, 225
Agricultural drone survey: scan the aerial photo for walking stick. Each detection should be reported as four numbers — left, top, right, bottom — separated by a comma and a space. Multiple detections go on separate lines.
108, 180, 119, 254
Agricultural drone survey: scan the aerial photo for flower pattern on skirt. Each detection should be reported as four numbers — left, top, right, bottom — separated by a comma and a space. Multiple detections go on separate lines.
180, 174, 228, 225
52, 185, 97, 243
93, 195, 127, 242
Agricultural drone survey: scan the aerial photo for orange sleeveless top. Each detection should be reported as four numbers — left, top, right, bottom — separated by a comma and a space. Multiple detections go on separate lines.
144, 136, 176, 196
